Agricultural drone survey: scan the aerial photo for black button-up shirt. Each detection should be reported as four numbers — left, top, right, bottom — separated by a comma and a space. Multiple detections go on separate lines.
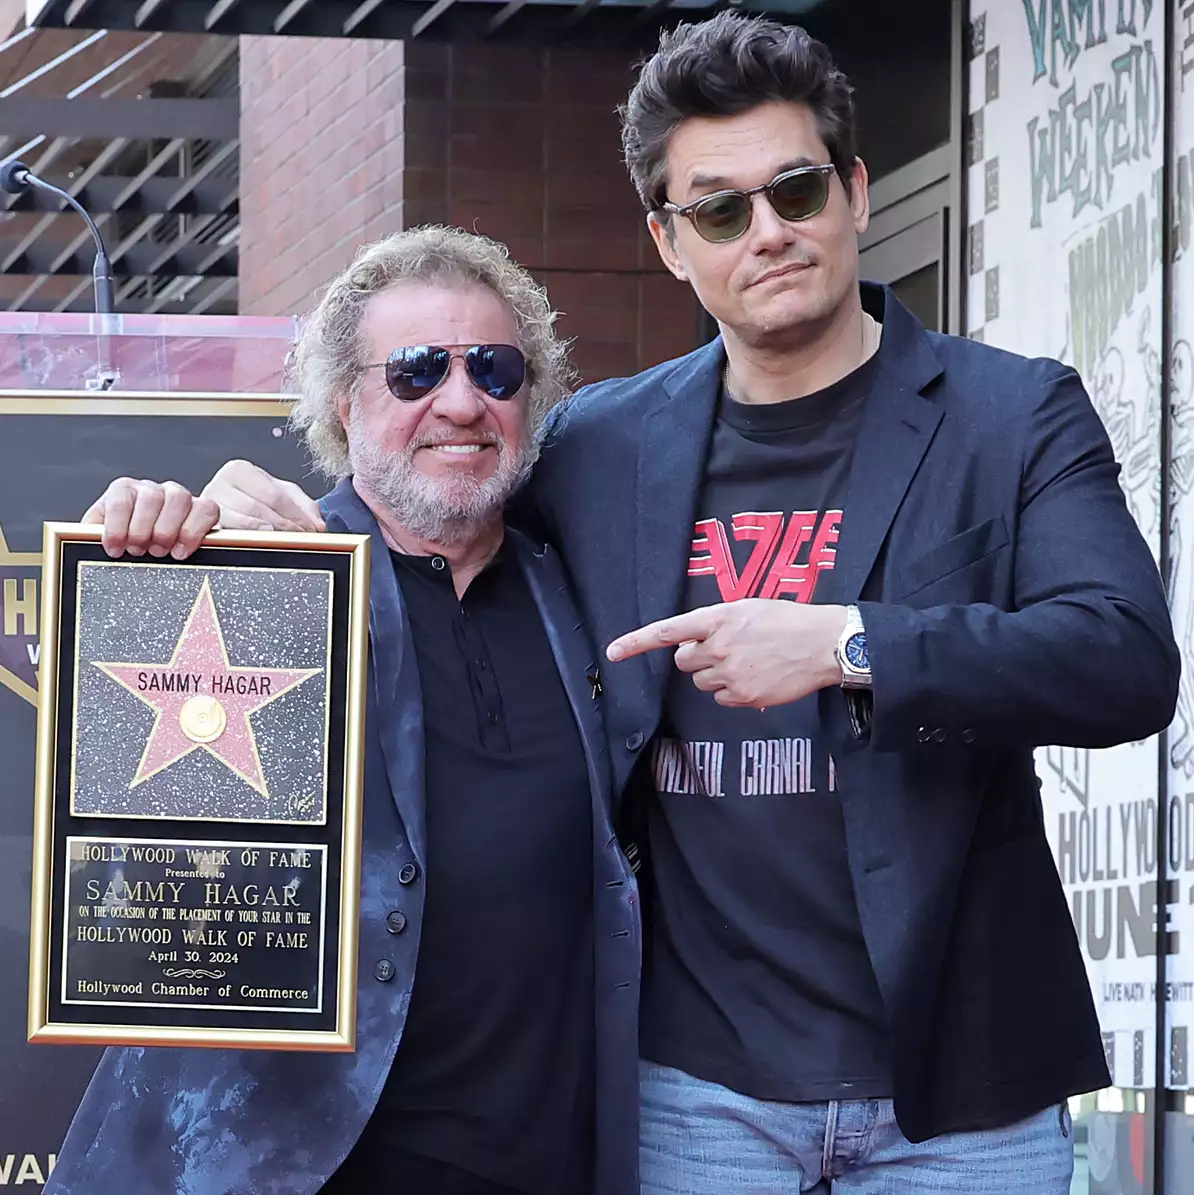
341, 542, 595, 1195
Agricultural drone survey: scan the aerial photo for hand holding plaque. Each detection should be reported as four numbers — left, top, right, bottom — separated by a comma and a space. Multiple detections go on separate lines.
29, 518, 369, 1052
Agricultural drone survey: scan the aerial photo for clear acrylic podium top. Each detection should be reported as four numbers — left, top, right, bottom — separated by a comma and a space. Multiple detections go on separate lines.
0, 312, 299, 394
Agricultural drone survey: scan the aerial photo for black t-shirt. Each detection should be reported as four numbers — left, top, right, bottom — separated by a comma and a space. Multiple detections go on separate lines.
330, 544, 595, 1195
639, 357, 892, 1103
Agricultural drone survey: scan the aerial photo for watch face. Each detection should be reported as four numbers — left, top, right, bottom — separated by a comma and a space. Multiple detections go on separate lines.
845, 631, 869, 670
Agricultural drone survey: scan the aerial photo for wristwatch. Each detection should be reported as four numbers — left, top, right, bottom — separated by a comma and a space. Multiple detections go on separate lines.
835, 604, 872, 690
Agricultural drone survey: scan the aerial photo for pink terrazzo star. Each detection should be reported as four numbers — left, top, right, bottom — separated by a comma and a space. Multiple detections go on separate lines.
92, 576, 322, 797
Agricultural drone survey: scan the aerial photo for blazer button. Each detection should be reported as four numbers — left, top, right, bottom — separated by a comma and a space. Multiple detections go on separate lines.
386, 911, 408, 934
917, 727, 931, 742
625, 731, 644, 751
398, 862, 419, 885
931, 728, 947, 743
961, 728, 975, 744
373, 960, 395, 982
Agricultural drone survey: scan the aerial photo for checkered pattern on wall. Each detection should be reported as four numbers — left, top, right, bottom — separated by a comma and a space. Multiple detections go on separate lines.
965, 9, 1001, 343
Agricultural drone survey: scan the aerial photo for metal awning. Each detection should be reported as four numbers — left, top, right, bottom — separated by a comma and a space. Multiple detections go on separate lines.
27, 0, 826, 48
0, 25, 239, 314
15, 0, 831, 312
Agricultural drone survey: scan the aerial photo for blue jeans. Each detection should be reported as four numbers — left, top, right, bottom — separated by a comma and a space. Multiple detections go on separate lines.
639, 1061, 1074, 1194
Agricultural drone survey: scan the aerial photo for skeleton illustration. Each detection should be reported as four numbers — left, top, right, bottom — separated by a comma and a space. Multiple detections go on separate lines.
1161, 337, 1194, 776
1089, 311, 1164, 538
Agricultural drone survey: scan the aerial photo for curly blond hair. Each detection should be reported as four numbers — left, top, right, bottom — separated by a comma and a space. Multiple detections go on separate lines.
287, 225, 576, 479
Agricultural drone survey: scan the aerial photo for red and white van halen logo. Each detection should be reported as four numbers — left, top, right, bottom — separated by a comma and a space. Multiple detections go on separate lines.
689, 509, 841, 604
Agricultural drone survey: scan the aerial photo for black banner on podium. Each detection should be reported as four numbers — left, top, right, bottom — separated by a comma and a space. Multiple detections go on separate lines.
0, 395, 317, 1188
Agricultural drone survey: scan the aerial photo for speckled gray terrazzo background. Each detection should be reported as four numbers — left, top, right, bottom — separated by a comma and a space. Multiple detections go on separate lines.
71, 563, 332, 824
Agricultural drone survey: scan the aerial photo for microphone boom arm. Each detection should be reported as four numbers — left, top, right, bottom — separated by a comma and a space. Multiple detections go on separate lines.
1, 162, 114, 314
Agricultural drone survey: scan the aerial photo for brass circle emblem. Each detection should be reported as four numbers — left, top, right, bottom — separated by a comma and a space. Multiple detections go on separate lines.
179, 695, 227, 744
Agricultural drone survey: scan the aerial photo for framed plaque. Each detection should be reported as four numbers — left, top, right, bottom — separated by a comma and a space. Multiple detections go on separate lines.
28, 525, 370, 1052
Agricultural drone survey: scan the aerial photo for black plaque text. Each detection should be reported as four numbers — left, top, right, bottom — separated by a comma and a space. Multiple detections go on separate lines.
63, 836, 326, 1013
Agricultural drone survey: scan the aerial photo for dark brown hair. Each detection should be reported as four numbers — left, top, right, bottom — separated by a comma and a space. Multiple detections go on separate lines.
621, 11, 857, 212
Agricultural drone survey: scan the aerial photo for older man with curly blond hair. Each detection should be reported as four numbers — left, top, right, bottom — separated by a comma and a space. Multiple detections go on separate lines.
47, 226, 639, 1195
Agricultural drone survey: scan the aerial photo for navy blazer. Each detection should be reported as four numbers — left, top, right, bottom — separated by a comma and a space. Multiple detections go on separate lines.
526, 284, 1180, 1141
44, 481, 640, 1195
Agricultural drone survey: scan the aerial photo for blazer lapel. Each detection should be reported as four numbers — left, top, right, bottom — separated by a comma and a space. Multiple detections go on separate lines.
509, 529, 614, 822
321, 479, 427, 868
820, 288, 946, 605
636, 340, 724, 680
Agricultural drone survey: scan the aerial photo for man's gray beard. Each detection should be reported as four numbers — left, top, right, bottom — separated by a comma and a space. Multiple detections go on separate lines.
347, 410, 538, 547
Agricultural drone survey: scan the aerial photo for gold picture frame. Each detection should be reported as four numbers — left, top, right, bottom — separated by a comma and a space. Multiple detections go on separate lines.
28, 524, 370, 1052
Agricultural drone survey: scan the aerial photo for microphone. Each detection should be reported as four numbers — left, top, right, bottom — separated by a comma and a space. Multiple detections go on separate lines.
1, 160, 115, 314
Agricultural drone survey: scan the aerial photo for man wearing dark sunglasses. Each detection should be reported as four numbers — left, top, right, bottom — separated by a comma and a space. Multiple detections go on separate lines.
102, 11, 1175, 1195
557, 12, 1172, 1195
46, 227, 638, 1195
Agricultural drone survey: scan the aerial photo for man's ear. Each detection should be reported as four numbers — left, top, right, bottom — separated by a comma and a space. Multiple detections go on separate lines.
336, 390, 351, 432
646, 212, 688, 283
848, 157, 871, 236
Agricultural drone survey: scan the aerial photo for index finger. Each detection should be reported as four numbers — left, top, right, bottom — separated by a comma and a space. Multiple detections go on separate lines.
275, 480, 326, 531
606, 608, 719, 662
237, 474, 323, 531
86, 478, 137, 557
203, 464, 323, 532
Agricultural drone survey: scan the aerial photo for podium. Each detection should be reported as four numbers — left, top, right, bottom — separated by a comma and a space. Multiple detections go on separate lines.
0, 312, 316, 1187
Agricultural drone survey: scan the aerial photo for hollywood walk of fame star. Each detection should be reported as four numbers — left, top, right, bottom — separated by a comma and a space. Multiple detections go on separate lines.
91, 576, 323, 797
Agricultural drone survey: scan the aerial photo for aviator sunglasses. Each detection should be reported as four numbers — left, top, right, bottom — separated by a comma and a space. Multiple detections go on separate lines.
659, 163, 838, 244
364, 343, 527, 402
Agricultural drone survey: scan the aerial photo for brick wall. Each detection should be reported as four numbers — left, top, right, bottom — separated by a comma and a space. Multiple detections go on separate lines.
237, 34, 700, 384
238, 35, 406, 318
